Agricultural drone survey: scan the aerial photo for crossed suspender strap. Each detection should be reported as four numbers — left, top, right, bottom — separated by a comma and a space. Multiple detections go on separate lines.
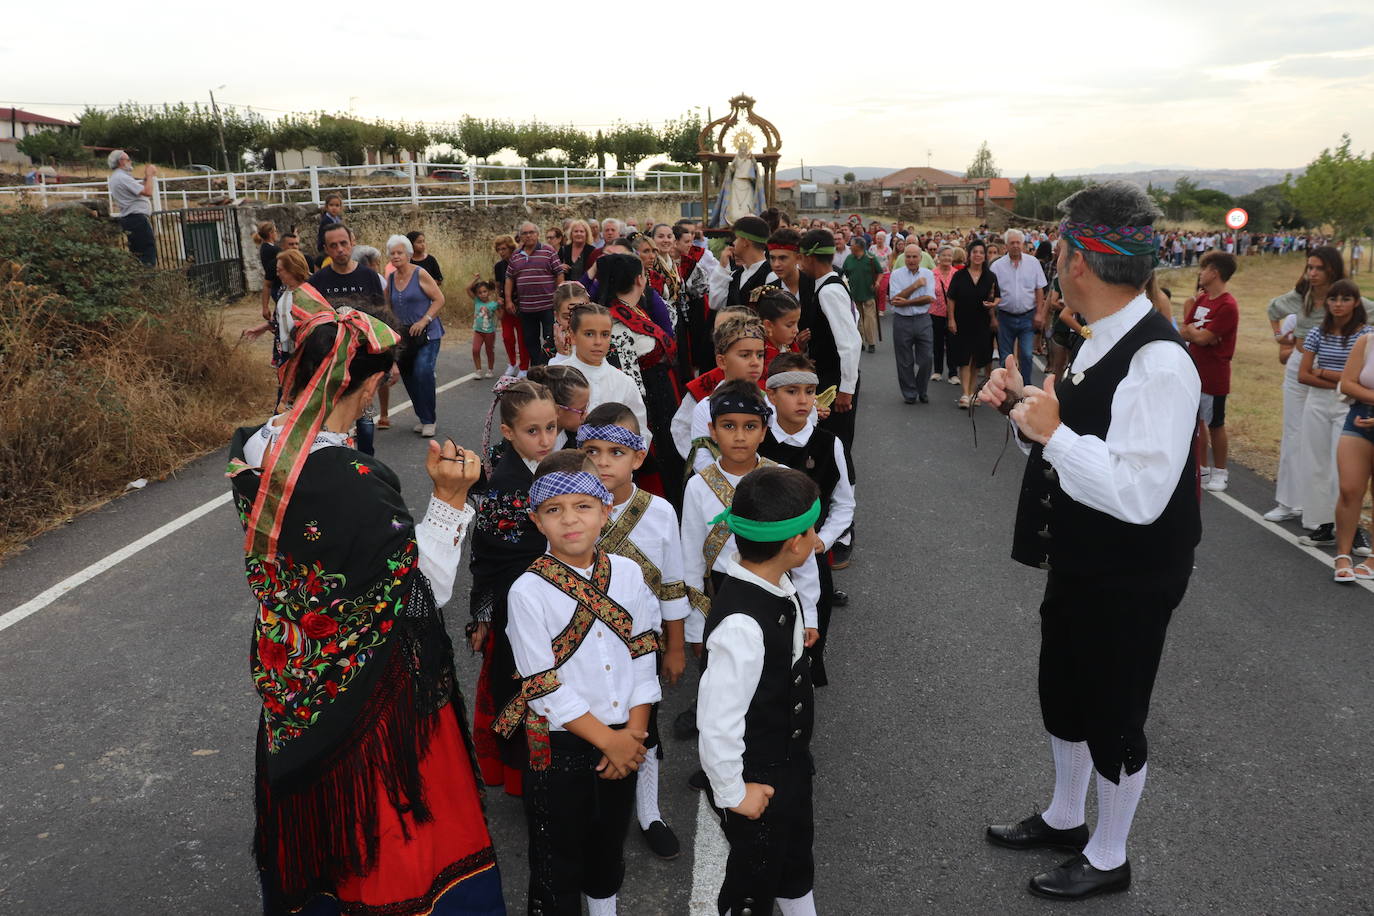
600, 488, 707, 615
494, 551, 660, 769
699, 458, 777, 582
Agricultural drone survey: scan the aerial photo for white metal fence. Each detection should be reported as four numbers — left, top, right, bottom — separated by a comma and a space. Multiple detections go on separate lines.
1, 161, 701, 211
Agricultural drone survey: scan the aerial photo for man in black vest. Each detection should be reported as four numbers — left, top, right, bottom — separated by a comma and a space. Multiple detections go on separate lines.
708, 215, 774, 310
979, 182, 1202, 901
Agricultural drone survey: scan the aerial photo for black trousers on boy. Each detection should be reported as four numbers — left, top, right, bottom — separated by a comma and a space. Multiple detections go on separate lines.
712, 757, 814, 915
524, 730, 637, 915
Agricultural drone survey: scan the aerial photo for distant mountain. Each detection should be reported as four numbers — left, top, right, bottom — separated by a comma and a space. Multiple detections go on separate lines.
777, 165, 900, 182
1026, 168, 1303, 197
780, 164, 1301, 197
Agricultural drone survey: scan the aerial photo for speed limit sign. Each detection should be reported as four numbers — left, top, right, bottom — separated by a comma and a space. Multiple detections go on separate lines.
1225, 207, 1249, 230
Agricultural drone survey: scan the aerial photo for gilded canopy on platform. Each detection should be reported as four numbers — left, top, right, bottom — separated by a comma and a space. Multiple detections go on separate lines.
699, 95, 781, 228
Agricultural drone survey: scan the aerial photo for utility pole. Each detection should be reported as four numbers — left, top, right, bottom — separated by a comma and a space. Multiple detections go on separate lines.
209, 87, 231, 173
927, 148, 932, 169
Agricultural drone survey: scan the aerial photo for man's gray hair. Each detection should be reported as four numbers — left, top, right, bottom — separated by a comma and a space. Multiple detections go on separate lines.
601, 217, 623, 232
107, 149, 127, 170
1057, 181, 1161, 290
1004, 228, 1025, 244
352, 245, 381, 268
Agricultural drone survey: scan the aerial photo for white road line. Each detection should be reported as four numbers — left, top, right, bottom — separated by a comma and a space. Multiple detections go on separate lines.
0, 372, 478, 634
1206, 490, 1374, 593
0, 493, 234, 634
689, 792, 729, 914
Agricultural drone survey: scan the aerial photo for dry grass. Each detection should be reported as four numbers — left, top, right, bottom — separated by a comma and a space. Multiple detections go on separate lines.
0, 271, 273, 559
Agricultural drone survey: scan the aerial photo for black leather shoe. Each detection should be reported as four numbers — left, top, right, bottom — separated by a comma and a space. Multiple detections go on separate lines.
1028, 854, 1131, 900
986, 813, 1088, 851
641, 820, 680, 859
832, 590, 849, 607
672, 703, 698, 740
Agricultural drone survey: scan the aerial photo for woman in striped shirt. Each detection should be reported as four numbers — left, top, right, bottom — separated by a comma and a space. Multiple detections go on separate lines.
1296, 279, 1371, 549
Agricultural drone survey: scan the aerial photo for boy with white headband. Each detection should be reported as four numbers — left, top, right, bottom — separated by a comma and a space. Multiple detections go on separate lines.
579, 402, 702, 860
760, 352, 855, 688
501, 449, 662, 916
699, 465, 824, 916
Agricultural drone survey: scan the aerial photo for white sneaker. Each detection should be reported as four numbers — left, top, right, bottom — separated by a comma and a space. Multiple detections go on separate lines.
412, 422, 424, 434
1262, 504, 1301, 522
420, 423, 436, 438
1200, 465, 1212, 482
1203, 469, 1228, 492
931, 371, 941, 381
503, 364, 518, 377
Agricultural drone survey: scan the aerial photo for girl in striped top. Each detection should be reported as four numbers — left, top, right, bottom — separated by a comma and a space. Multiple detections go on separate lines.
1296, 280, 1371, 547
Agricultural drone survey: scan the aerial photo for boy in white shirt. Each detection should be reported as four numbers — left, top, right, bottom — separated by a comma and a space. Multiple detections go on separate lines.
579, 403, 702, 860
501, 450, 662, 916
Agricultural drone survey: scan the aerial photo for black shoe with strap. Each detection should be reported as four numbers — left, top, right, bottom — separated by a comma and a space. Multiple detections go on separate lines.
641, 820, 680, 859
986, 813, 1088, 851
1028, 854, 1131, 900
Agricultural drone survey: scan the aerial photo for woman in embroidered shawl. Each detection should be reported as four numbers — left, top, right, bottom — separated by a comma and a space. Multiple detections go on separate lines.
468, 376, 560, 796
597, 252, 687, 509
228, 285, 504, 916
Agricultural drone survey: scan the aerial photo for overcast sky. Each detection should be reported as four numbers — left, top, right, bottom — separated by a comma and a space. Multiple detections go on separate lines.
4, 0, 1370, 175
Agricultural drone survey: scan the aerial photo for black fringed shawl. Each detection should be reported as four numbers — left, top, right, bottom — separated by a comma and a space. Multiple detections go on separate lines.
228, 427, 461, 911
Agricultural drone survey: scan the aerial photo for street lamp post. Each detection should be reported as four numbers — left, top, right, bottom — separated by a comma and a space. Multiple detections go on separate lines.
209, 85, 231, 174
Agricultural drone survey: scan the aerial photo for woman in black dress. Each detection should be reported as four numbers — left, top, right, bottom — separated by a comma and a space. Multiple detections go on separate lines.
946, 238, 1001, 408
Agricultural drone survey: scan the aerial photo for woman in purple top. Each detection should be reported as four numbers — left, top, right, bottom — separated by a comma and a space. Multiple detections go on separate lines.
385, 234, 445, 436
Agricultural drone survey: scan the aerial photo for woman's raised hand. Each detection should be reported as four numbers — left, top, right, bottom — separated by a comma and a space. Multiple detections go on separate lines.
428, 439, 479, 507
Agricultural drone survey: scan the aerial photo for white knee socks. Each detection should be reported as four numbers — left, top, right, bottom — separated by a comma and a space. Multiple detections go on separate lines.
635, 753, 662, 831
1083, 764, 1147, 871
585, 893, 617, 916
1041, 737, 1092, 830
777, 891, 818, 916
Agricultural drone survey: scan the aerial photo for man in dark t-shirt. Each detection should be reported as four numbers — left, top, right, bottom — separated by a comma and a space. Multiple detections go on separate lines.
308, 223, 384, 311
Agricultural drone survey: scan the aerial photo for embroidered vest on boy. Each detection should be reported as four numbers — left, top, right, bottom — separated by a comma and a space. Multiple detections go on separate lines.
800, 273, 850, 389
727, 260, 770, 307
702, 575, 814, 777
698, 458, 778, 579
493, 551, 659, 769
1012, 308, 1201, 575
759, 427, 848, 534
601, 488, 709, 618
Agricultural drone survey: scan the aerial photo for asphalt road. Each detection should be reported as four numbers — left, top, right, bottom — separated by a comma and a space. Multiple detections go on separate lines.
2, 324, 1372, 915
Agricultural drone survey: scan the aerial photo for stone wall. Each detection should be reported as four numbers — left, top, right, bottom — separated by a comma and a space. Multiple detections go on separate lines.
234, 194, 696, 291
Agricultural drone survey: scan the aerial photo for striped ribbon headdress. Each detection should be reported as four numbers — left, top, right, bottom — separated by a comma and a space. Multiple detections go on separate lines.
244, 283, 401, 560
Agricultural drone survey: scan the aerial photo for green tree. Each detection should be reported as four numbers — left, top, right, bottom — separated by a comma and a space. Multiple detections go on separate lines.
843, 172, 856, 184
1236, 180, 1307, 230
314, 114, 366, 166
1291, 134, 1374, 239
604, 122, 661, 171
455, 117, 515, 162
966, 141, 1000, 179
659, 110, 703, 168
553, 126, 595, 168
512, 121, 558, 163
270, 114, 317, 169
17, 129, 89, 166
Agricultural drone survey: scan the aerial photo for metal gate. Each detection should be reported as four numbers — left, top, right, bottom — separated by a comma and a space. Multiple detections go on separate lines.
149, 206, 245, 299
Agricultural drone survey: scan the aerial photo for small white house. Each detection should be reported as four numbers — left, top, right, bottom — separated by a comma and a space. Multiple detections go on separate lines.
0, 108, 79, 166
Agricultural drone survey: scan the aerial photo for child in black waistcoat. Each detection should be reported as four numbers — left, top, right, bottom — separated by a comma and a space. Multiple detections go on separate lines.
698, 466, 822, 916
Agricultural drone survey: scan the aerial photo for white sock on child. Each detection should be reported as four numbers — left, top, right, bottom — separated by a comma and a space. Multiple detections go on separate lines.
636, 753, 662, 831
1083, 764, 1147, 871
1041, 736, 1092, 830
777, 891, 817, 915
585, 893, 617, 916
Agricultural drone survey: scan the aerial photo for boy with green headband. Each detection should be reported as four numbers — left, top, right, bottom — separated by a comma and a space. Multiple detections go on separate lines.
698, 465, 824, 916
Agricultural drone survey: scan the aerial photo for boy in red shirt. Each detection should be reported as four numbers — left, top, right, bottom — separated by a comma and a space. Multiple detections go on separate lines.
1180, 250, 1239, 491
